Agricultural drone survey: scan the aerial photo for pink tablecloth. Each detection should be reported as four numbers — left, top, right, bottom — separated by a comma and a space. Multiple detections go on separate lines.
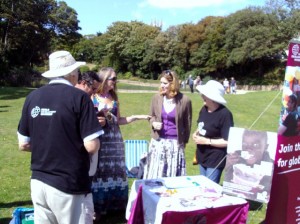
161, 203, 249, 224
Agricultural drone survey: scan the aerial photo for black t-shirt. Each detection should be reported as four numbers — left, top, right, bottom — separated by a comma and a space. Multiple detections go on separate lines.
196, 105, 234, 169
282, 111, 298, 136
18, 83, 102, 194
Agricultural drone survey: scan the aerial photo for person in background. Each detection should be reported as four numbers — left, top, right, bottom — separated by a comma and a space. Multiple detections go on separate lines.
91, 67, 151, 220
230, 77, 237, 94
17, 50, 103, 224
192, 80, 233, 184
143, 70, 192, 179
194, 75, 202, 91
278, 94, 299, 136
223, 78, 229, 94
75, 71, 105, 223
187, 74, 194, 93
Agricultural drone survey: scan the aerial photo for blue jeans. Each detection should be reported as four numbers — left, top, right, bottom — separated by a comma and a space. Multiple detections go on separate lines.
199, 165, 223, 184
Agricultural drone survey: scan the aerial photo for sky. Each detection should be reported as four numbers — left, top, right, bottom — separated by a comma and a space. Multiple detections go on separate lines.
61, 0, 266, 35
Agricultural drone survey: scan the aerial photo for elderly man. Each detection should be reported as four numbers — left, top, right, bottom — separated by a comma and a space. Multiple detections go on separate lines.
17, 50, 103, 224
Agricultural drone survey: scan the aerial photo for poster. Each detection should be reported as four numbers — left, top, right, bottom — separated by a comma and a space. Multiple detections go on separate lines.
222, 127, 277, 203
266, 40, 300, 223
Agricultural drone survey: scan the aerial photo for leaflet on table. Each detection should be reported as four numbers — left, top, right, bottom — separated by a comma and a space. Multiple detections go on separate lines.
161, 176, 222, 193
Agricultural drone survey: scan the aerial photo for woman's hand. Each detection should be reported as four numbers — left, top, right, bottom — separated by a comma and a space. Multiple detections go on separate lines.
152, 121, 163, 130
192, 133, 210, 145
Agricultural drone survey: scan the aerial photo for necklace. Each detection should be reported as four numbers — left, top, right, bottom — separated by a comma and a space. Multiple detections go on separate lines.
163, 96, 175, 105
99, 92, 111, 99
94, 93, 106, 102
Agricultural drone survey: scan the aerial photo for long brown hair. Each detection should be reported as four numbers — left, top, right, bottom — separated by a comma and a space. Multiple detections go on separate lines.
159, 70, 180, 98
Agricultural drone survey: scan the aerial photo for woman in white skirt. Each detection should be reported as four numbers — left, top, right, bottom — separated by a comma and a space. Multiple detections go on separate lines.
143, 70, 192, 179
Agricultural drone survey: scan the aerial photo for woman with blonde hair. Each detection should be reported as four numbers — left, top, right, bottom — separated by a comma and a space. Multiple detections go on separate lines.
91, 67, 150, 219
143, 70, 192, 179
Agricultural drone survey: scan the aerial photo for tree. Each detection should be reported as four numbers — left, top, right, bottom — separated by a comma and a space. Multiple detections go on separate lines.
190, 16, 227, 76
50, 1, 82, 51
122, 22, 160, 77
0, 0, 82, 85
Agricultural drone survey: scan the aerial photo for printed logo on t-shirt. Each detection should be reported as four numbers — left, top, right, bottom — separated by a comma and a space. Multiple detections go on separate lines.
198, 122, 206, 135
31, 106, 56, 118
31, 106, 40, 118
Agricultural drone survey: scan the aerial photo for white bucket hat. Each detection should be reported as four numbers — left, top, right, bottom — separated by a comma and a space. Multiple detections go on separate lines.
196, 80, 226, 105
42, 50, 86, 78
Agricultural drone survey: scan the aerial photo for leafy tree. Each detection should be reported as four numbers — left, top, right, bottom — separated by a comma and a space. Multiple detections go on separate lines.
190, 16, 227, 76
50, 1, 82, 51
0, 0, 82, 85
73, 33, 108, 65
122, 23, 160, 77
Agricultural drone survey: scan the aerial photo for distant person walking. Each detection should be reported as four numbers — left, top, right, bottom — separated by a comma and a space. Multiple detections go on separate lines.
194, 75, 202, 91
223, 78, 229, 94
187, 74, 194, 93
230, 77, 237, 94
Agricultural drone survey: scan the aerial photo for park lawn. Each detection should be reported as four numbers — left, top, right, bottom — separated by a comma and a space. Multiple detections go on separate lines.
0, 86, 281, 224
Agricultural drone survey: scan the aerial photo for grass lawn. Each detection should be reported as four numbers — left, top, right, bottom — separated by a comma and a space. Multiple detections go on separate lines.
0, 85, 281, 224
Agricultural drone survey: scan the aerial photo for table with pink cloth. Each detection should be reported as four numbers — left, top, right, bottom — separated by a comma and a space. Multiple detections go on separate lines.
126, 175, 249, 224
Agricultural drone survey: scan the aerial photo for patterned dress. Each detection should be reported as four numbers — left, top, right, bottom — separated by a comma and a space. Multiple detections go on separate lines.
91, 95, 128, 215
143, 105, 186, 179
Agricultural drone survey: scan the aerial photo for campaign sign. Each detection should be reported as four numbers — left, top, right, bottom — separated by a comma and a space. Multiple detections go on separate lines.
266, 135, 300, 223
266, 39, 300, 223
223, 127, 277, 203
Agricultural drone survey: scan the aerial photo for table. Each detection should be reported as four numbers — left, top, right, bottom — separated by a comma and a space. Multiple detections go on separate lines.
126, 175, 249, 224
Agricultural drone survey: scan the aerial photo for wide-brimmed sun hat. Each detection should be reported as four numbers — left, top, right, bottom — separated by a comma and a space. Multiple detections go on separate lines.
42, 50, 86, 78
196, 80, 226, 105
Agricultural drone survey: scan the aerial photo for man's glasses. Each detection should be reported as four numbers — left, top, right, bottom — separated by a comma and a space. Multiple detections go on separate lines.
107, 77, 117, 82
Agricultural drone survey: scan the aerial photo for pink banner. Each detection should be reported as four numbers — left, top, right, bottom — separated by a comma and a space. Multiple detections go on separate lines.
266, 40, 300, 223
266, 135, 300, 223
280, 41, 300, 123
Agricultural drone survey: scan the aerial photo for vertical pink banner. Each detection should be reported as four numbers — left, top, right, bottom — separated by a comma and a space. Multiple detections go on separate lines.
266, 40, 300, 223
266, 135, 300, 223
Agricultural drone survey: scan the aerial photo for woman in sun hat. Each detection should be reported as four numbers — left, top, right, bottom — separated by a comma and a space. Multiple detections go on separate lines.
192, 80, 234, 183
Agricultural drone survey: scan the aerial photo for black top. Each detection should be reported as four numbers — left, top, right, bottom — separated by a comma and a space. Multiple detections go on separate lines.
282, 111, 299, 136
196, 105, 234, 169
18, 83, 102, 194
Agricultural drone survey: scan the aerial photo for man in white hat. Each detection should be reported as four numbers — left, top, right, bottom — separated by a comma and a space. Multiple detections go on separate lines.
192, 80, 234, 184
17, 50, 104, 224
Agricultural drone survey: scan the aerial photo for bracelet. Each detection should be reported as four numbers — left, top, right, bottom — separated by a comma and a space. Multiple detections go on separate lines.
209, 138, 212, 145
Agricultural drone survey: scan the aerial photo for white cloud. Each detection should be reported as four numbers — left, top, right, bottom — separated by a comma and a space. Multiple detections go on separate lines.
145, 0, 242, 9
